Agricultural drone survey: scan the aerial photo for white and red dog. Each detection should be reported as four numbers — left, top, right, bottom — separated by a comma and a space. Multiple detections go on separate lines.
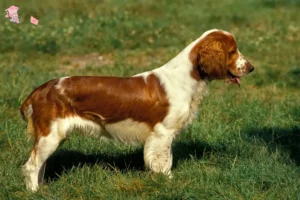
20, 29, 254, 191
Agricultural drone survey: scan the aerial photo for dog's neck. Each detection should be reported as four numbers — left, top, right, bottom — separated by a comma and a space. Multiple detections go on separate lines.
154, 35, 210, 95
151, 40, 210, 129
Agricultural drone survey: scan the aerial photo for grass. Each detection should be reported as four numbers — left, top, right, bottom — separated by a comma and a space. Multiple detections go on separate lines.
0, 0, 299, 199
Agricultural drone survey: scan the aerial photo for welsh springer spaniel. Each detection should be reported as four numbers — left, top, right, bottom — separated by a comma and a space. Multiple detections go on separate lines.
20, 29, 254, 191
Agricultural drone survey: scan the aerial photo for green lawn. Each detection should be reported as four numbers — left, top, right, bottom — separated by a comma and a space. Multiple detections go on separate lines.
0, 0, 299, 199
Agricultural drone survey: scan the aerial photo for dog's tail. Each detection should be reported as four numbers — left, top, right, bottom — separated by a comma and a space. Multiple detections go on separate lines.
20, 97, 32, 121
20, 96, 34, 136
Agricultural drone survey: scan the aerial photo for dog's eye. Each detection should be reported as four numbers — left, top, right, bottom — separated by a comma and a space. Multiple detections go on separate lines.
230, 50, 236, 54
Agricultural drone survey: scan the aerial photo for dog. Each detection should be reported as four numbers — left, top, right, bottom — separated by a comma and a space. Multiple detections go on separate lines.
20, 29, 254, 191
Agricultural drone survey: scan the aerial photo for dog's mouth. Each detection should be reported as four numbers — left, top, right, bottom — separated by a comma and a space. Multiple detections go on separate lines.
226, 71, 241, 87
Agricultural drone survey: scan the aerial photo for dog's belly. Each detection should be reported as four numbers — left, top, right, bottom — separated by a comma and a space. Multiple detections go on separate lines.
55, 116, 152, 144
104, 119, 152, 144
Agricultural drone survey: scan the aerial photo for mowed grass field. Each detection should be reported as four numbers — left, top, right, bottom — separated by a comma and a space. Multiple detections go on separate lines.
0, 0, 299, 199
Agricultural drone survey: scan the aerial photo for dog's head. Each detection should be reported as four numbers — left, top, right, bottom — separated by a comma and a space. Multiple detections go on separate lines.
190, 29, 254, 86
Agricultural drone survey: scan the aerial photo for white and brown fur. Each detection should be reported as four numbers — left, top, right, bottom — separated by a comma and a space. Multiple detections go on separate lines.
20, 29, 254, 191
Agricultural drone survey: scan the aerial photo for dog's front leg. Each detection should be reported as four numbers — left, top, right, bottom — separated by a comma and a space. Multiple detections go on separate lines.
143, 126, 174, 177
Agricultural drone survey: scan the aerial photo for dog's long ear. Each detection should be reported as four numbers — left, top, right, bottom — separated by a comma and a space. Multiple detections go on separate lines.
190, 36, 228, 79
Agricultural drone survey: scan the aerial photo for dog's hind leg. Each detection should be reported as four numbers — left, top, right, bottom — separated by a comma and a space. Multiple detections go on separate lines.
22, 120, 66, 192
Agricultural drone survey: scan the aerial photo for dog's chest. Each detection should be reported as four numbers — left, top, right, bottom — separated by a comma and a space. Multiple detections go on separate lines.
170, 81, 209, 130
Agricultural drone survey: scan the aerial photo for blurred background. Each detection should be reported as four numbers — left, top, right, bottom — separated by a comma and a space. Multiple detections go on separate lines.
0, 0, 299, 85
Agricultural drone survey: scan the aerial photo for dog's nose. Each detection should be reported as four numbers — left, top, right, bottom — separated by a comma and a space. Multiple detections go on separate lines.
249, 65, 254, 73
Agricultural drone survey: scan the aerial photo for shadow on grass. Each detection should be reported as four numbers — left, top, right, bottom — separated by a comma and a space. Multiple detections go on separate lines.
245, 125, 300, 166
43, 140, 214, 182
44, 148, 144, 183
172, 140, 214, 168
39, 125, 300, 183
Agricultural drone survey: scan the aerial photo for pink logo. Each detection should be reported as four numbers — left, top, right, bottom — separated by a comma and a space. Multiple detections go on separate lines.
5, 5, 20, 24
30, 16, 38, 25
5, 5, 39, 25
